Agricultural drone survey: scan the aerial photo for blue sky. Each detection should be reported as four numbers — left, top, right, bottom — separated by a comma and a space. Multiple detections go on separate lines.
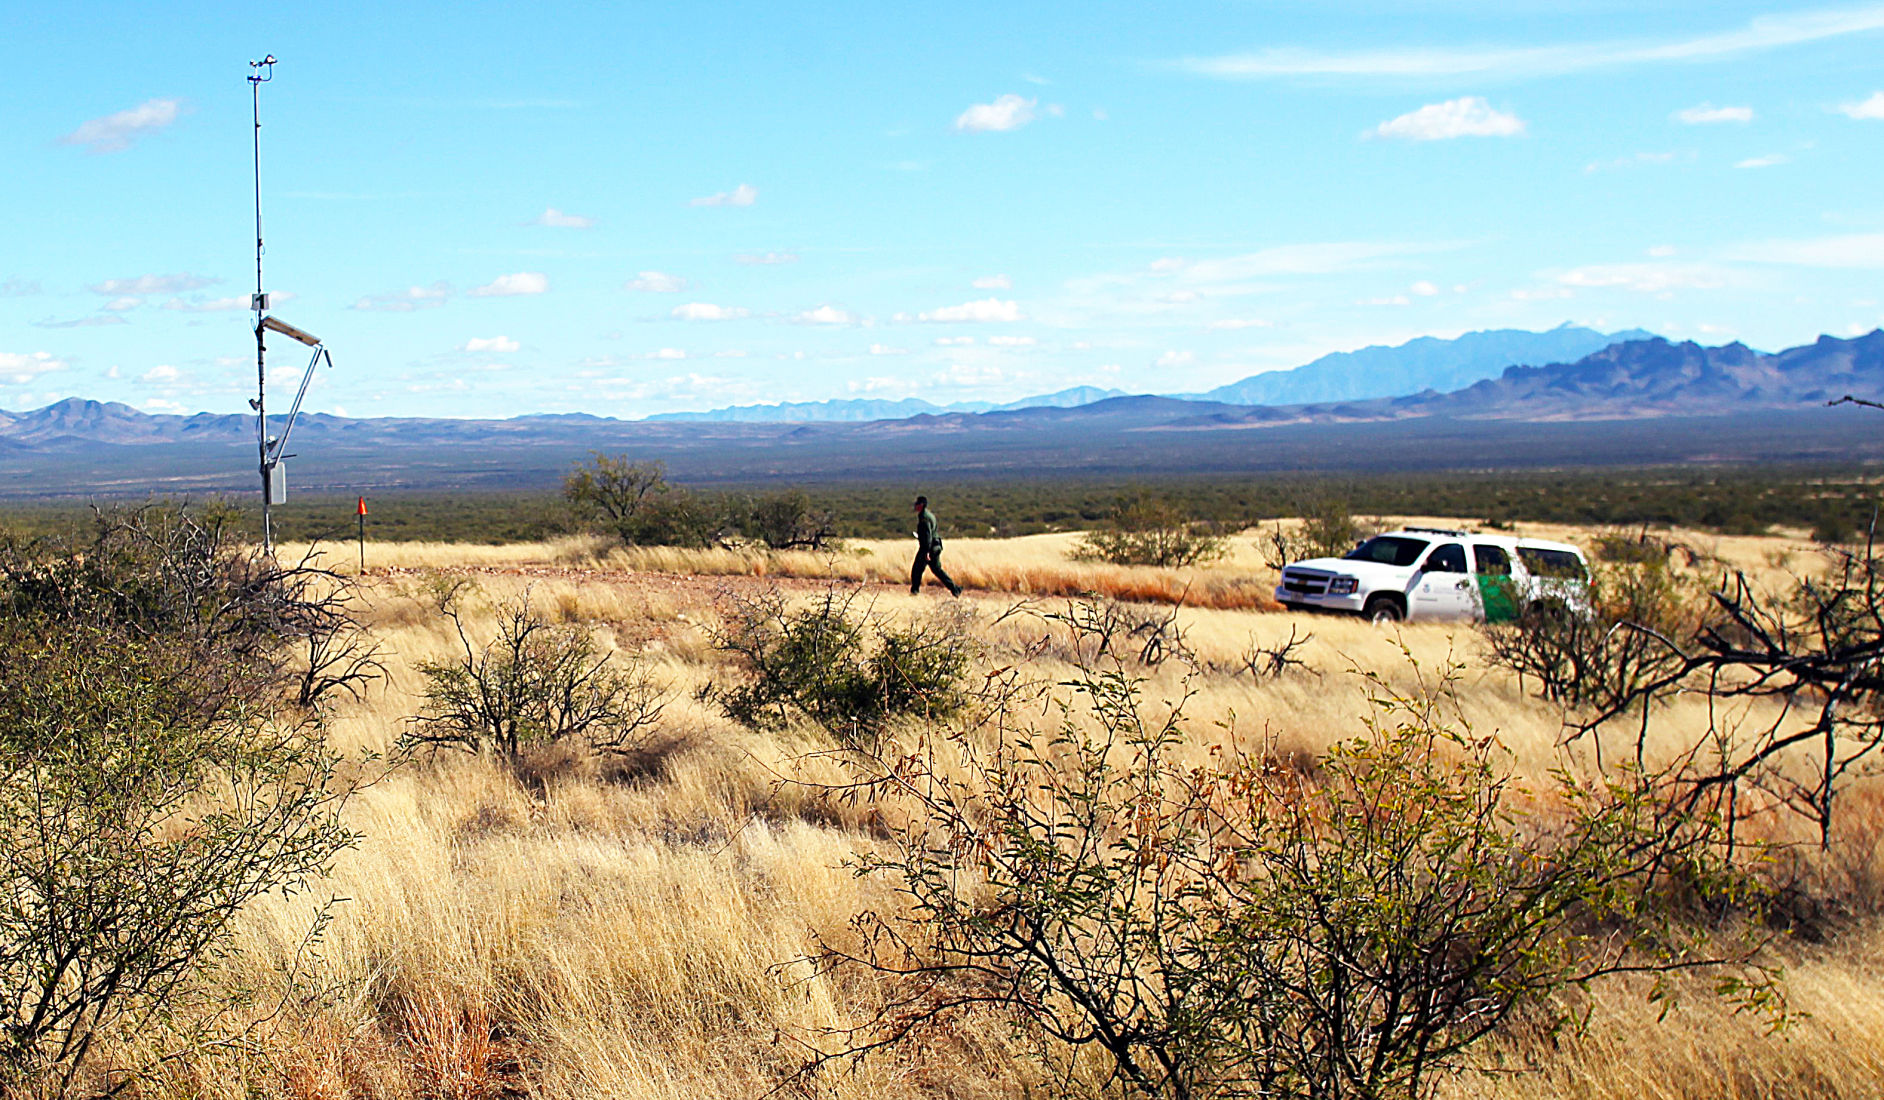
3, 1, 1882, 419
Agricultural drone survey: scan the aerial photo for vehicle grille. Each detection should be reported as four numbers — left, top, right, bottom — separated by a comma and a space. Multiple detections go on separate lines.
1282, 570, 1329, 596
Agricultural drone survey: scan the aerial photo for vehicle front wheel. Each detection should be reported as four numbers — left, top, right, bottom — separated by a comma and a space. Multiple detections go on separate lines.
1363, 597, 1404, 626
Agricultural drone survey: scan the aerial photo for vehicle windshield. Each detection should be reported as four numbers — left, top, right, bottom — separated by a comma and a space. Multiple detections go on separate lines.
1343, 536, 1430, 568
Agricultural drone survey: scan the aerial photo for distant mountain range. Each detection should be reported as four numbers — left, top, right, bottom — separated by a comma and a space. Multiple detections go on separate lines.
1, 331, 1879, 497
645, 385, 1128, 423
1182, 324, 1655, 406
641, 325, 1651, 423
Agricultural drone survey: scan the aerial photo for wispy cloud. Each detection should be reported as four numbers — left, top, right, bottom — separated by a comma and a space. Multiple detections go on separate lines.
690, 183, 758, 207
795, 305, 856, 324
470, 272, 549, 297
1372, 97, 1525, 140
162, 294, 263, 313
1556, 262, 1737, 292
626, 271, 687, 293
972, 274, 1013, 290
898, 298, 1025, 323
1726, 231, 1884, 268
89, 273, 218, 296
60, 98, 184, 153
353, 282, 450, 311
1736, 153, 1790, 168
1178, 5, 1884, 82
953, 94, 1038, 133
735, 251, 799, 265
0, 351, 68, 384
1837, 91, 1884, 118
0, 279, 40, 297
671, 302, 750, 320
530, 207, 594, 228
34, 315, 128, 329
462, 335, 521, 353
1584, 150, 1685, 173
1674, 103, 1753, 124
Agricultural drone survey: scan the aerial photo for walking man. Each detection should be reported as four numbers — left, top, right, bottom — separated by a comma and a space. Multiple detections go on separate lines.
910, 496, 962, 596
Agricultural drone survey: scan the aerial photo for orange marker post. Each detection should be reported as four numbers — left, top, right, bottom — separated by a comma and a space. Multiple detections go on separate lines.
356, 496, 368, 574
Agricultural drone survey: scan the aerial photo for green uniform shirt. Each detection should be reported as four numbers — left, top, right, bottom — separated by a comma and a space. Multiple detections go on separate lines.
916, 508, 939, 550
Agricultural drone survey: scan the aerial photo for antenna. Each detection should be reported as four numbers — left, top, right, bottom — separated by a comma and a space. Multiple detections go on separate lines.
248, 54, 332, 554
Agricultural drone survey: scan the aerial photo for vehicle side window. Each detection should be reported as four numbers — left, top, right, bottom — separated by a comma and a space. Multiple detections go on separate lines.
1518, 547, 1588, 580
1473, 544, 1512, 576
1423, 543, 1467, 574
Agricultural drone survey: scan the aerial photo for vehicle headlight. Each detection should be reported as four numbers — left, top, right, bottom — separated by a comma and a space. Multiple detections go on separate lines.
1328, 576, 1358, 595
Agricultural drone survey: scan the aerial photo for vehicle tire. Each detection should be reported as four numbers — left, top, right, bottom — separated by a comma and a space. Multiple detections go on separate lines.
1363, 596, 1403, 626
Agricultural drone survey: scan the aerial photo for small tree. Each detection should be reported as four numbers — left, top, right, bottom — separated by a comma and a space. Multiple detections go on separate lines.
1076, 490, 1226, 568
1261, 498, 1369, 572
563, 453, 722, 547
408, 592, 665, 760
794, 609, 1775, 1099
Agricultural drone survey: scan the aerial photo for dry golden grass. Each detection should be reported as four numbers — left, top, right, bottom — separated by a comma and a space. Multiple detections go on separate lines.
91, 520, 1884, 1098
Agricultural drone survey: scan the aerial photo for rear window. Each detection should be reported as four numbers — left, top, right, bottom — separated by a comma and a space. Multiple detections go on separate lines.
1344, 536, 1429, 568
1519, 547, 1587, 580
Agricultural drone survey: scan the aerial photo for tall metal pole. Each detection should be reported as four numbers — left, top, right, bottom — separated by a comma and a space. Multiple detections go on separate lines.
250, 55, 275, 553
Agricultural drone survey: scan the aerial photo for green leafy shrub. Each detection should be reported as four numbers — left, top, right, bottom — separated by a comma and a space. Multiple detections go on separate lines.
1075, 489, 1226, 568
0, 505, 359, 1093
563, 453, 725, 547
712, 586, 971, 742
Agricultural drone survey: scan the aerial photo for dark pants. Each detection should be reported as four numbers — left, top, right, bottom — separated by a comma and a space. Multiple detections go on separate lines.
911, 543, 958, 594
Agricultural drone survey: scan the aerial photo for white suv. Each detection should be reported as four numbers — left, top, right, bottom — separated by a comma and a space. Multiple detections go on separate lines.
1275, 527, 1589, 624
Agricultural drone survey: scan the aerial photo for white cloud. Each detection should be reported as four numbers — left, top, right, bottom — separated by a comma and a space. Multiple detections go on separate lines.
901, 298, 1025, 323
689, 183, 758, 207
1093, 108, 1110, 121
849, 376, 902, 393
531, 207, 594, 228
1208, 318, 1273, 330
141, 364, 181, 383
462, 335, 520, 353
671, 302, 749, 320
935, 364, 1006, 386
988, 335, 1037, 347
470, 272, 548, 297
650, 348, 688, 360
735, 251, 798, 265
953, 94, 1038, 133
1837, 91, 1884, 119
103, 297, 142, 312
90, 273, 217, 296
1510, 286, 1575, 301
1155, 350, 1195, 368
868, 343, 908, 356
0, 352, 68, 384
1360, 294, 1414, 306
1674, 103, 1753, 124
1180, 7, 1884, 81
354, 282, 450, 311
1, 279, 41, 297
972, 274, 1013, 290
142, 398, 186, 414
60, 98, 184, 153
1556, 262, 1734, 292
1736, 153, 1789, 168
1409, 280, 1441, 296
162, 294, 263, 313
1726, 232, 1884, 268
796, 305, 855, 324
1647, 245, 1679, 257
1373, 97, 1525, 140
1584, 150, 1691, 172
626, 271, 687, 293
934, 336, 976, 347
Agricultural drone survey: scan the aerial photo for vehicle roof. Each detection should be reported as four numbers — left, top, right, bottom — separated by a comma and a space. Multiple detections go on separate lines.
1375, 528, 1588, 559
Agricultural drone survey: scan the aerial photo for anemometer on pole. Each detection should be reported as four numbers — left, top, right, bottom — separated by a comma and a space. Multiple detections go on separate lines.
248, 54, 333, 555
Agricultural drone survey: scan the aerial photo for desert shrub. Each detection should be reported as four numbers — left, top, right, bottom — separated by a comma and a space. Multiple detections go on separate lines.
1260, 497, 1374, 571
1484, 557, 1707, 710
407, 592, 665, 759
712, 586, 972, 742
797, 623, 1775, 1099
740, 488, 836, 550
0, 505, 358, 1093
1076, 489, 1226, 568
